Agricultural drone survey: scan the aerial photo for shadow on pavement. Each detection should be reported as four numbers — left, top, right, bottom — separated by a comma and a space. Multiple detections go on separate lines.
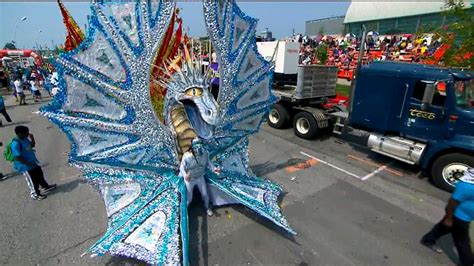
437, 235, 461, 265
251, 158, 307, 176
0, 121, 31, 128
188, 189, 209, 266
341, 130, 420, 175
0, 171, 22, 180
230, 204, 298, 244
53, 179, 86, 194
105, 256, 145, 266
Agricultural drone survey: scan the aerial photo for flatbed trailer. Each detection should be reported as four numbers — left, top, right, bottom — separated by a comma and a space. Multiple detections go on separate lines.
266, 30, 473, 193
268, 65, 347, 139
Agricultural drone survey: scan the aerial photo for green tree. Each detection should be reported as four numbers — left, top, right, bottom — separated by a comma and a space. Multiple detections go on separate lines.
318, 26, 325, 36
315, 43, 328, 65
3, 42, 17, 50
429, 0, 473, 68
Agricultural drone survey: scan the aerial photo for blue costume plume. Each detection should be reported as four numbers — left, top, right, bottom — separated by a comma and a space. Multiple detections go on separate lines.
41, 1, 295, 264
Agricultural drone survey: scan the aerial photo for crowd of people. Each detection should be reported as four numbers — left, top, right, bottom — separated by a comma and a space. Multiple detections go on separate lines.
1, 67, 59, 104
0, 64, 59, 199
0, 47, 472, 265
295, 33, 446, 79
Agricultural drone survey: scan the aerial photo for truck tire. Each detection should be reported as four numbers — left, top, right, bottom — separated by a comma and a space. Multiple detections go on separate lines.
293, 112, 318, 139
431, 153, 474, 192
268, 103, 290, 129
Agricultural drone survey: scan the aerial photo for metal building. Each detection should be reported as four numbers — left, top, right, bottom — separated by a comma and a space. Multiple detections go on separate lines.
344, 1, 472, 36
305, 16, 345, 36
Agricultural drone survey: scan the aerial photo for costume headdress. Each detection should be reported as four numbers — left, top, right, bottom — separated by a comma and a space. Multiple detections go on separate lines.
41, 1, 294, 264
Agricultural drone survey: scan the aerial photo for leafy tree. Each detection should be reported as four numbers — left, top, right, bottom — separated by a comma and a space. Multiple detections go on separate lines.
428, 0, 473, 68
3, 42, 17, 50
318, 26, 325, 36
315, 43, 328, 64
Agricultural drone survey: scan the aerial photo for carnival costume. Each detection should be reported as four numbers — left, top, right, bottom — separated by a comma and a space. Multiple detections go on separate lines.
41, 1, 295, 264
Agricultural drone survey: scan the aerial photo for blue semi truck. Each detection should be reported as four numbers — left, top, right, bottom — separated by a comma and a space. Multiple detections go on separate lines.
349, 61, 473, 191
268, 61, 473, 192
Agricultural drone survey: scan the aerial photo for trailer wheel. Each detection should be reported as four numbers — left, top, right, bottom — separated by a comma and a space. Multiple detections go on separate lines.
268, 103, 290, 129
431, 153, 474, 192
293, 112, 318, 139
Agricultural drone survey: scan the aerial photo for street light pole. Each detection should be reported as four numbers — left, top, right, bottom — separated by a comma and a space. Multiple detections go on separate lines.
12, 16, 27, 49
34, 29, 43, 50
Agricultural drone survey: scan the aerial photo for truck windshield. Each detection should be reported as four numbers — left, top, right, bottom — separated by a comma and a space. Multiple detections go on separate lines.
454, 79, 474, 110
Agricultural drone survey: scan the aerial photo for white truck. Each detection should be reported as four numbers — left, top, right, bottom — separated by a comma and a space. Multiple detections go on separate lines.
257, 41, 300, 85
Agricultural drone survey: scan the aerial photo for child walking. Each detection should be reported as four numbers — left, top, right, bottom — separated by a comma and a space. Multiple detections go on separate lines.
11, 126, 57, 200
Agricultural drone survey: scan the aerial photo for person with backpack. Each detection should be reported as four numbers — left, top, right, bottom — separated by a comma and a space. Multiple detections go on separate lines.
7, 126, 56, 200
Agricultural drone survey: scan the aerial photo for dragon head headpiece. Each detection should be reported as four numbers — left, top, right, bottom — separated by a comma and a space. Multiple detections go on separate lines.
159, 46, 219, 132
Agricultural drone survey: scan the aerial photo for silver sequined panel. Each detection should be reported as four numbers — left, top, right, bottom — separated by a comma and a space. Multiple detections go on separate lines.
41, 1, 187, 264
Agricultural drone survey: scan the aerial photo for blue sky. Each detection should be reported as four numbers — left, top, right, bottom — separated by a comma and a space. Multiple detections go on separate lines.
0, 2, 349, 50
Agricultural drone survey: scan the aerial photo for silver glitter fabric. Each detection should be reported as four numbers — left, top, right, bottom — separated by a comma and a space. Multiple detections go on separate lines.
41, 0, 295, 265
203, 0, 295, 234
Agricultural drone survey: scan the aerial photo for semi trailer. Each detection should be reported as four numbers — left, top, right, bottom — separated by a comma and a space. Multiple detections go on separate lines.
264, 43, 473, 192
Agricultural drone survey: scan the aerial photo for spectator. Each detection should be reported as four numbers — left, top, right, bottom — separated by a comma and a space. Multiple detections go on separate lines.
14, 77, 27, 105
209, 52, 219, 100
11, 126, 57, 200
0, 69, 9, 91
0, 94, 12, 126
30, 79, 42, 102
421, 168, 474, 266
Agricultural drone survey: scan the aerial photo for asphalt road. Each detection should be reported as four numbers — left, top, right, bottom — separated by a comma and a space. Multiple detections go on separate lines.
0, 92, 470, 265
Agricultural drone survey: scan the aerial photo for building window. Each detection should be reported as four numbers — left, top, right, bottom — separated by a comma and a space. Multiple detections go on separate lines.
379, 19, 398, 34
365, 21, 378, 32
396, 16, 418, 33
348, 23, 361, 36
419, 13, 443, 31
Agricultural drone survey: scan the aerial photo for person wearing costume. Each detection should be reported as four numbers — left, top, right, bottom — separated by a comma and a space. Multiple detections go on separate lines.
179, 138, 219, 216
209, 52, 219, 100
42, 1, 295, 264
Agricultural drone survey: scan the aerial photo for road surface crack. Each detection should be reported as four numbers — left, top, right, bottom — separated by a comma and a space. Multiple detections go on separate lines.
39, 233, 101, 263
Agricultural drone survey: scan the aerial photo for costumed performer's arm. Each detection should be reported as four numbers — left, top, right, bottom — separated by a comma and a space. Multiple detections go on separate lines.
206, 151, 220, 174
180, 152, 191, 181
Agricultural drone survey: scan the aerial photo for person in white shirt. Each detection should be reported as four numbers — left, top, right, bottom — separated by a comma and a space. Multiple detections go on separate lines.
14, 78, 26, 105
29, 80, 42, 102
179, 138, 220, 216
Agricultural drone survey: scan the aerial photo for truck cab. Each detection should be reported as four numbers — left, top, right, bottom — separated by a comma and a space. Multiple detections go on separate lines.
351, 61, 473, 191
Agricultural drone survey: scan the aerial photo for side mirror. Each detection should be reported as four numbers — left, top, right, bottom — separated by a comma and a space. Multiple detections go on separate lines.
421, 82, 436, 110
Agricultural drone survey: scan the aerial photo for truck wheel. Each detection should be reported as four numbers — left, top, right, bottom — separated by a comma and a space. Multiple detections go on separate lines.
293, 112, 318, 139
268, 103, 290, 129
431, 153, 474, 192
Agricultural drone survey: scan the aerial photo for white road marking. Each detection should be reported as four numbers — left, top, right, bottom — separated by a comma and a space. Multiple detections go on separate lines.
361, 165, 388, 181
300, 151, 361, 179
246, 249, 263, 265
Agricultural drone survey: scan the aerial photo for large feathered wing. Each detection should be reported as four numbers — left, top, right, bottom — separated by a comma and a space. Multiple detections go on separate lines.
41, 1, 191, 264
203, 1, 295, 234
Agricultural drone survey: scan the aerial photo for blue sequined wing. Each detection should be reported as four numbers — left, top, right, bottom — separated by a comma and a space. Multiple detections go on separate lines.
203, 1, 295, 234
41, 1, 190, 264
